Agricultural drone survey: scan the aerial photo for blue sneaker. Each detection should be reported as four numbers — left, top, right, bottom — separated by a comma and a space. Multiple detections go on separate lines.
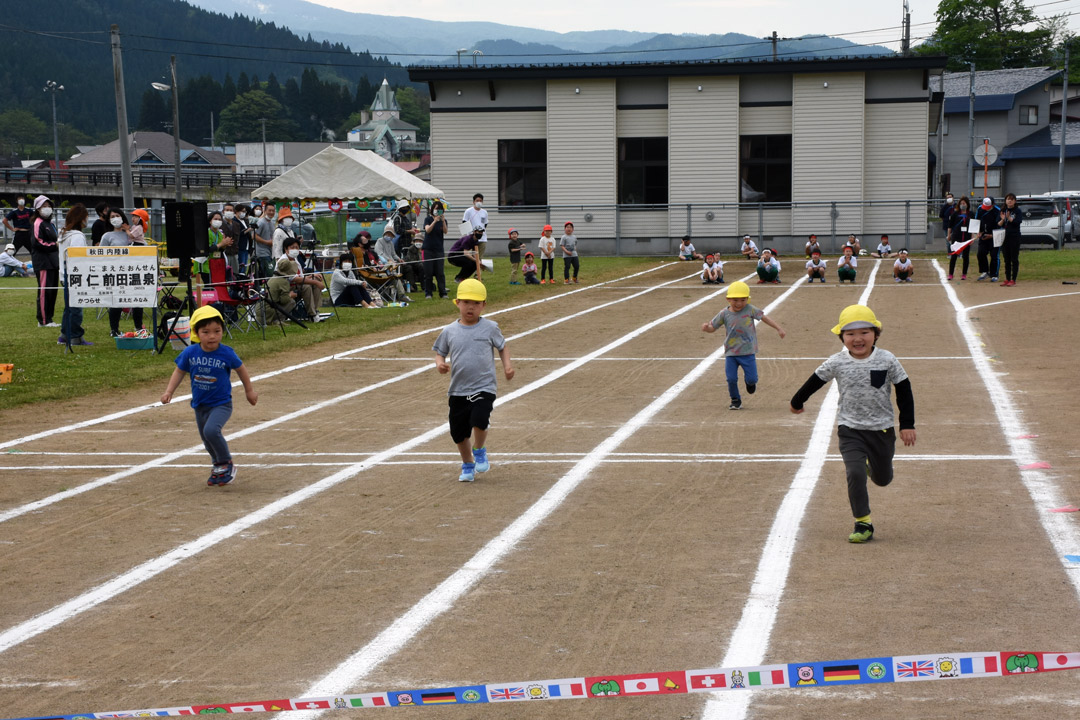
459, 462, 476, 482
218, 463, 237, 486
473, 447, 489, 473
207, 463, 229, 486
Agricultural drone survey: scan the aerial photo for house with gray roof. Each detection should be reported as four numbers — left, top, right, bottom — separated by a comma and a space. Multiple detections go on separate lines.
66, 131, 233, 172
929, 67, 1080, 198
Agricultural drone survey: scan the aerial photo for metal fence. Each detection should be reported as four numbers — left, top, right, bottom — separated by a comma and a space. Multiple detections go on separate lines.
0, 168, 277, 190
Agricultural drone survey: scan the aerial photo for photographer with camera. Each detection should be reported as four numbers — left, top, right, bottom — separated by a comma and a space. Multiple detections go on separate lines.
422, 200, 449, 299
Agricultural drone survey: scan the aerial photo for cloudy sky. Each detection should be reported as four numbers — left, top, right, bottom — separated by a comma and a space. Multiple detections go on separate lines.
294, 0, 1076, 52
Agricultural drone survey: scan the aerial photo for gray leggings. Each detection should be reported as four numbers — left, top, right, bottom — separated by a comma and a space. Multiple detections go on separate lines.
195, 403, 233, 465
837, 424, 895, 519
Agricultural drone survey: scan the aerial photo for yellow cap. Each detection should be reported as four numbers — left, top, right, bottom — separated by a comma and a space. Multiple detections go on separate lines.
190, 305, 224, 328
831, 304, 882, 335
454, 278, 487, 304
726, 280, 750, 299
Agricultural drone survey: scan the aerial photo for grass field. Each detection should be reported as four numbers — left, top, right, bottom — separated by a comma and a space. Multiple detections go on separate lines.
0, 256, 657, 409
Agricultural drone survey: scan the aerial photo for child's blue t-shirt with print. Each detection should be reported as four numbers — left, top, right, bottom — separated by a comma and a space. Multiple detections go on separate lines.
175, 343, 243, 408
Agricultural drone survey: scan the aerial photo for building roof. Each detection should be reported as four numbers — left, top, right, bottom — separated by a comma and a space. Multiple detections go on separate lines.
409, 54, 947, 82
350, 116, 420, 133
1002, 121, 1080, 160
372, 78, 398, 112
932, 67, 1062, 114
67, 131, 232, 168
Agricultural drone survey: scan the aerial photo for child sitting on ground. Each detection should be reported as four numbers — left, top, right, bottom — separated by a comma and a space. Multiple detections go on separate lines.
872, 234, 895, 258
521, 251, 540, 284
679, 235, 704, 261
756, 248, 781, 284
160, 305, 258, 486
805, 234, 822, 258
701, 253, 724, 284
740, 235, 759, 260
701, 280, 786, 410
893, 248, 914, 282
789, 304, 916, 543
433, 279, 515, 482
806, 249, 827, 283
837, 245, 858, 283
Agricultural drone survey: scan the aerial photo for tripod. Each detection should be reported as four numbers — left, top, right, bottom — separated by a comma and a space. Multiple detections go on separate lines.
156, 258, 198, 354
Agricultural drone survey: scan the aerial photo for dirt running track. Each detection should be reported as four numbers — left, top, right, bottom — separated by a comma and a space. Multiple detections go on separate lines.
1, 259, 1079, 719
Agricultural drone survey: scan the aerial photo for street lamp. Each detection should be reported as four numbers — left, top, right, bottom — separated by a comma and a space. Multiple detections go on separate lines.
152, 55, 182, 202
43, 80, 63, 170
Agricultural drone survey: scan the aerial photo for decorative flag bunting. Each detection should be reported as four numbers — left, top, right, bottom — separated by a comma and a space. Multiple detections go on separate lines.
6, 651, 1079, 719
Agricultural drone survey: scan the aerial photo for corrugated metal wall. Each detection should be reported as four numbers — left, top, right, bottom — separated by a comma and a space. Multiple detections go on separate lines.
864, 103, 928, 236
669, 76, 739, 237
792, 73, 865, 234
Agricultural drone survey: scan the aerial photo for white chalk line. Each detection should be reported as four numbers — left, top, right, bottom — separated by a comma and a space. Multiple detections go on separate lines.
701, 260, 881, 720
0, 268, 701, 527
0, 455, 1015, 472
963, 289, 1080, 312
933, 259, 1080, 598
332, 355, 974, 362
0, 263, 677, 453
284, 277, 808, 718
0, 272, 740, 658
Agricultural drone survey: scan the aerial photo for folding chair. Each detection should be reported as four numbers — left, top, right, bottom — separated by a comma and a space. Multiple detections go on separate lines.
206, 258, 260, 334
356, 264, 400, 305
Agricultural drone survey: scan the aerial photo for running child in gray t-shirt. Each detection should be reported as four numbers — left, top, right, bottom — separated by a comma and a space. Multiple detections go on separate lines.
789, 304, 916, 544
433, 279, 515, 482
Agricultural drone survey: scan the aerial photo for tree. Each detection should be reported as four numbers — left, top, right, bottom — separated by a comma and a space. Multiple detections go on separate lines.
395, 86, 430, 142
237, 72, 251, 96
916, 0, 1066, 70
223, 74, 237, 106
217, 89, 297, 143
266, 73, 282, 102
136, 89, 170, 132
0, 109, 49, 156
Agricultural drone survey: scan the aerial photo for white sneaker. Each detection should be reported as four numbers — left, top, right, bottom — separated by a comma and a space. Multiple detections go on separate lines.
977, 272, 989, 281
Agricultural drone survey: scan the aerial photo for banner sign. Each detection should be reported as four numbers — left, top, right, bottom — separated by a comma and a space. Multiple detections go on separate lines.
65, 247, 158, 308
6, 650, 1078, 719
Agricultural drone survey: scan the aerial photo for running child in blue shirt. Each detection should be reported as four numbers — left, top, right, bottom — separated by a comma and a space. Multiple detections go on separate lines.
161, 305, 258, 486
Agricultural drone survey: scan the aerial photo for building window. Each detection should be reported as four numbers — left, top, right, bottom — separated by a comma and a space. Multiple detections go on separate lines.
1020, 105, 1038, 125
618, 137, 668, 204
498, 139, 547, 206
739, 134, 792, 202
974, 168, 1001, 189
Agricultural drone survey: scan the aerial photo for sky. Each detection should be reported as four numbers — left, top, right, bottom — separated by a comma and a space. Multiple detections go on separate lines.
293, 0, 1080, 52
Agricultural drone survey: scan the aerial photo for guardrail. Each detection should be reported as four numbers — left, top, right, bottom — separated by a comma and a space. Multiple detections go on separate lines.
0, 168, 276, 190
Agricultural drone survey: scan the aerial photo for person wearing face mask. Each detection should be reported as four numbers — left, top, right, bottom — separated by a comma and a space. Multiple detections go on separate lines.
57, 204, 94, 346
391, 199, 420, 257
271, 236, 324, 322
271, 206, 296, 260
461, 192, 488, 277
91, 201, 112, 246
253, 203, 276, 279
219, 202, 245, 276
329, 252, 378, 308
4, 195, 34, 256
99, 208, 149, 337
422, 200, 449, 299
946, 196, 973, 280
31, 195, 60, 327
939, 192, 956, 242
233, 204, 254, 274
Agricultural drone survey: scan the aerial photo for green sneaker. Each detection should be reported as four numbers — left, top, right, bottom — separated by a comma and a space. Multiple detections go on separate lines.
848, 521, 874, 543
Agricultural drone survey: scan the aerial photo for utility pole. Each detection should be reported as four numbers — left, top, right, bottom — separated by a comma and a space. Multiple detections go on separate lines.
44, 80, 63, 170
771, 31, 778, 61
1059, 42, 1070, 191
169, 56, 181, 202
111, 24, 134, 210
260, 118, 267, 175
209, 111, 215, 153
901, 0, 911, 57
968, 63, 976, 198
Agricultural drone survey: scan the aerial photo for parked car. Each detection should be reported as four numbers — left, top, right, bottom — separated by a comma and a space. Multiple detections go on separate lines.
1015, 193, 1080, 244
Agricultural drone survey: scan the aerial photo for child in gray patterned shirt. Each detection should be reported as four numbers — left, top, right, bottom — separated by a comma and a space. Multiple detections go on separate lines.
789, 304, 916, 543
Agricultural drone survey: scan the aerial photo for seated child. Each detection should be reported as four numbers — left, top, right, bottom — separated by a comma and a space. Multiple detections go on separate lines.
805, 234, 822, 258
843, 234, 863, 255
756, 248, 781, 284
837, 245, 858, 283
701, 254, 724, 284
679, 235, 703, 261
522, 251, 540, 284
872, 234, 895, 258
806, 250, 827, 283
893, 248, 914, 282
740, 235, 759, 260
0, 243, 28, 277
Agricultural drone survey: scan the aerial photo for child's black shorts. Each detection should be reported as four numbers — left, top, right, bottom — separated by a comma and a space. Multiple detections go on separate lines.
448, 392, 496, 443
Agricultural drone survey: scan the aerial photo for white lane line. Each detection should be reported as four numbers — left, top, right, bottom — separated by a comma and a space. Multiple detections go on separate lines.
701, 260, 881, 720
333, 355, 973, 362
0, 455, 1016, 472
0, 263, 677, 452
0, 451, 1013, 461
933, 259, 1080, 598
285, 278, 807, 717
0, 276, 736, 657
0, 270, 701, 526
963, 290, 1080, 312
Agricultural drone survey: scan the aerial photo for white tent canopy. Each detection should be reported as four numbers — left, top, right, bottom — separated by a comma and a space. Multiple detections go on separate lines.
250, 145, 442, 202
